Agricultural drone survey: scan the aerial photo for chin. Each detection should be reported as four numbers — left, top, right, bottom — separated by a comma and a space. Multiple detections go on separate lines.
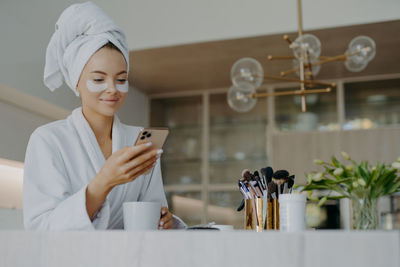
100, 105, 122, 117
99, 108, 117, 117
88, 104, 120, 118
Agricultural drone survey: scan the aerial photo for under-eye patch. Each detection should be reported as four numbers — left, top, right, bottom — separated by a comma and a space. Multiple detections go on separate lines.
116, 81, 129, 92
86, 80, 129, 93
86, 80, 108, 92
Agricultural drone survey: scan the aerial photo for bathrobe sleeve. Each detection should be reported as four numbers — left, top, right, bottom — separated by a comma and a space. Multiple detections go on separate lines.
23, 130, 107, 231
138, 159, 187, 229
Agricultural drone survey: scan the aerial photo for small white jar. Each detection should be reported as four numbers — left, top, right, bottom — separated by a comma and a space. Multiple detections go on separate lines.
279, 194, 307, 232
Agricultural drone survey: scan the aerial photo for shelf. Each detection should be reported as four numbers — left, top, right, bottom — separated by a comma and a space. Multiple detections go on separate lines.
210, 121, 267, 131
162, 158, 202, 164
162, 157, 268, 165
167, 124, 202, 131
209, 157, 267, 165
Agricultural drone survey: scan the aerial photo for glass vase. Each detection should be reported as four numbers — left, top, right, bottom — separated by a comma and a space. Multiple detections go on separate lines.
351, 197, 378, 230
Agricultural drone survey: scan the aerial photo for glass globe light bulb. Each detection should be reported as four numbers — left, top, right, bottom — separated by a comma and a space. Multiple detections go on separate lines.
344, 48, 368, 72
227, 83, 257, 112
347, 36, 376, 63
231, 57, 264, 89
345, 36, 376, 72
291, 34, 321, 60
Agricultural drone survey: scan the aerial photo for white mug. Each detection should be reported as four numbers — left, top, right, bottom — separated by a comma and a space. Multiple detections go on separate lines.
123, 202, 162, 231
279, 194, 307, 232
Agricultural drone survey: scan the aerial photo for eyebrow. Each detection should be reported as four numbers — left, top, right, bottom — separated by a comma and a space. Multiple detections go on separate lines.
91, 70, 127, 75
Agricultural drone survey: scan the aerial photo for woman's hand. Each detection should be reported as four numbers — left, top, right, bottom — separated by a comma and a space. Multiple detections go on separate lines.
95, 142, 162, 191
86, 142, 162, 220
159, 207, 173, 229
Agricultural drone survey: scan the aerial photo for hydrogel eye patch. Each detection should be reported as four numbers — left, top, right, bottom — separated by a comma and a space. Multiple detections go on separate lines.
116, 81, 129, 93
86, 80, 129, 93
86, 80, 108, 92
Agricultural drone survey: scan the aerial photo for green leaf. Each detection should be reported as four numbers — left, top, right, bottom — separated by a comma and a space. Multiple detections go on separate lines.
374, 168, 398, 197
386, 178, 400, 195
331, 156, 343, 168
358, 164, 370, 183
367, 168, 378, 187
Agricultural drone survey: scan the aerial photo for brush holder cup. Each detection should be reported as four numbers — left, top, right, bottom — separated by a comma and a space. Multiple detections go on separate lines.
244, 198, 264, 232
265, 199, 280, 230
244, 198, 280, 231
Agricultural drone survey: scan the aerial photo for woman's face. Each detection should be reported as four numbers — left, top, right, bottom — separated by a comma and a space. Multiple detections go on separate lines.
76, 47, 128, 117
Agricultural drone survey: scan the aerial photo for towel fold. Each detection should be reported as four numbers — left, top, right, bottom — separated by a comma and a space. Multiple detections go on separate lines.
44, 1, 129, 96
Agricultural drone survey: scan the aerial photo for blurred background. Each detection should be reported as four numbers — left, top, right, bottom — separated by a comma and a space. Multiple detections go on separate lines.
1, 0, 400, 230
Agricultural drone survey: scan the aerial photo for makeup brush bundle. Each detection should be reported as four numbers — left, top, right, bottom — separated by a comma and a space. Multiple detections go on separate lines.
237, 167, 295, 231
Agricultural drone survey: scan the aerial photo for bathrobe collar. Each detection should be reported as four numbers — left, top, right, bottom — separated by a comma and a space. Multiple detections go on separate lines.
70, 106, 125, 174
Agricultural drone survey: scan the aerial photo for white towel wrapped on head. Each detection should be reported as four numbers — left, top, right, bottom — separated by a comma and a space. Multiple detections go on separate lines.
43, 1, 129, 96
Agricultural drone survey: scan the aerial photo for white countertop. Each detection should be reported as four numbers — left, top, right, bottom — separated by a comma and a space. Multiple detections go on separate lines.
1, 230, 399, 267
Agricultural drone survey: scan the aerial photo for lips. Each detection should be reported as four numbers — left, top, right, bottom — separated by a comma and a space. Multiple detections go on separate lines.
100, 98, 119, 102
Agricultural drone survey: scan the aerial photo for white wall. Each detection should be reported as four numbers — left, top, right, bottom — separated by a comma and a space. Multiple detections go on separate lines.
108, 0, 400, 50
0, 100, 52, 162
2, 0, 400, 112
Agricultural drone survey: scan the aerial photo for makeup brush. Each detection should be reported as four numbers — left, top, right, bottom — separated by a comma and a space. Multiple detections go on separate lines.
273, 170, 289, 179
267, 181, 278, 199
272, 170, 289, 197
237, 181, 247, 211
263, 166, 274, 185
242, 169, 253, 181
237, 199, 245, 211
288, 175, 295, 193
283, 180, 288, 194
253, 171, 265, 191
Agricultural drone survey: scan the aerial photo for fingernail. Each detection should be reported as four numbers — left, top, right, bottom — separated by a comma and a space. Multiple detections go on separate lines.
156, 149, 163, 155
146, 142, 152, 147
160, 221, 164, 226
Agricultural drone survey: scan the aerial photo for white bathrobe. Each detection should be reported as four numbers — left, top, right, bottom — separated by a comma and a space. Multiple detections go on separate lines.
23, 107, 184, 230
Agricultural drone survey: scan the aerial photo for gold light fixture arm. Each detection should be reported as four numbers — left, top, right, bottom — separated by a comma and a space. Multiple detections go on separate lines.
251, 87, 331, 99
297, 0, 306, 111
267, 55, 295, 60
263, 75, 336, 87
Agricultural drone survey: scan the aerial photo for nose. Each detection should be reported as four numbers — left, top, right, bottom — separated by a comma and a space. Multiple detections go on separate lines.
105, 81, 118, 94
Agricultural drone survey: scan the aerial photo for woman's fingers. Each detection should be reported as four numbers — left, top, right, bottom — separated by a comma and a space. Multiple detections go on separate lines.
159, 207, 172, 229
124, 149, 162, 173
160, 216, 172, 229
163, 219, 173, 229
160, 207, 168, 216
127, 158, 157, 181
119, 143, 153, 162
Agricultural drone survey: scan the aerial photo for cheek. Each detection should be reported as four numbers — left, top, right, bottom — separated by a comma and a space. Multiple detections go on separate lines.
86, 80, 107, 92
119, 93, 127, 102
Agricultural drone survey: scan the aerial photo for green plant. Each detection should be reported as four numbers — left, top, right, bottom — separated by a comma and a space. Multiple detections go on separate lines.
299, 153, 400, 229
300, 152, 400, 205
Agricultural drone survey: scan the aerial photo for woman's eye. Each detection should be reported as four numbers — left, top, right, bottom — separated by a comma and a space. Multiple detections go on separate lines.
93, 79, 104, 82
117, 79, 127, 83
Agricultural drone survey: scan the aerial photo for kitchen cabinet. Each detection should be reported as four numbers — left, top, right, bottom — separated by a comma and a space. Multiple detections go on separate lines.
149, 74, 400, 228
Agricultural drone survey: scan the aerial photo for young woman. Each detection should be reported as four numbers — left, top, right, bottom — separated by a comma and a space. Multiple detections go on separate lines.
23, 1, 185, 230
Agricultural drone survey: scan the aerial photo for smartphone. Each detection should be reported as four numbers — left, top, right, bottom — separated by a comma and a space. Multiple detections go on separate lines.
134, 127, 169, 150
